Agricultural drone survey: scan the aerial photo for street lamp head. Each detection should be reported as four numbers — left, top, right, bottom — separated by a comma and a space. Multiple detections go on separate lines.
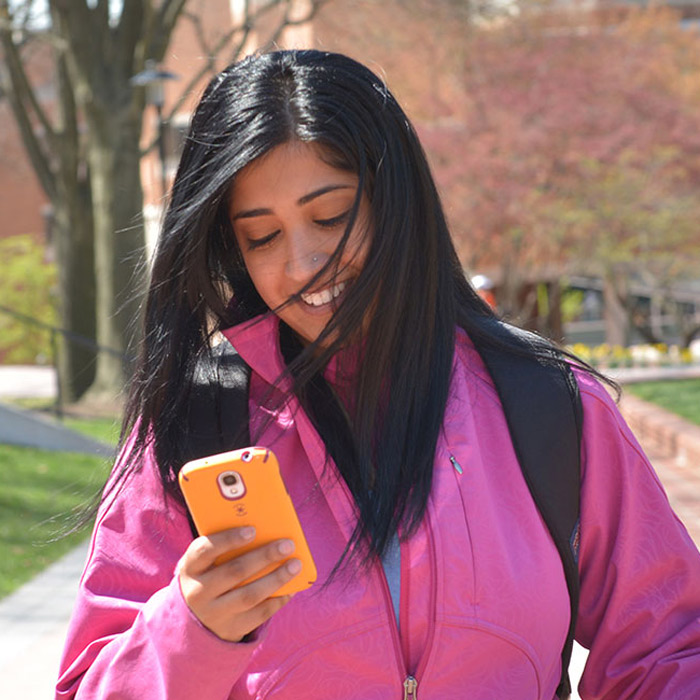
130, 60, 180, 108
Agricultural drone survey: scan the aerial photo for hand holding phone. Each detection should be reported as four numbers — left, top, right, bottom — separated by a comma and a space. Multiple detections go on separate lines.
176, 447, 317, 642
178, 446, 317, 596
177, 525, 302, 642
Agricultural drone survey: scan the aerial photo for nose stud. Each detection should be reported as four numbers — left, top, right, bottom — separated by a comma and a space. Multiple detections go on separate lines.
312, 255, 319, 264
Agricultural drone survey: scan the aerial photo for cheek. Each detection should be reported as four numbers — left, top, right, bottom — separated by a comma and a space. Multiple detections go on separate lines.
349, 201, 372, 259
243, 259, 295, 313
346, 223, 372, 268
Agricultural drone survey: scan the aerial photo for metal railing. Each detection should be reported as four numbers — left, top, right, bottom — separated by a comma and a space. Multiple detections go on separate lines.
0, 304, 127, 418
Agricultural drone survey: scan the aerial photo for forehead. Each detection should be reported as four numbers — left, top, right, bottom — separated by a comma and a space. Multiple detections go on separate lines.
229, 141, 358, 208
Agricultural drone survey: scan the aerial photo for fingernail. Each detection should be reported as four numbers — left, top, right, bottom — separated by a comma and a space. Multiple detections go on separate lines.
277, 539, 295, 555
241, 527, 256, 541
286, 558, 302, 575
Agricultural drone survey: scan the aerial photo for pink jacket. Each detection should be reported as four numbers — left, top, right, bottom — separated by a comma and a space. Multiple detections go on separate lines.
57, 316, 700, 699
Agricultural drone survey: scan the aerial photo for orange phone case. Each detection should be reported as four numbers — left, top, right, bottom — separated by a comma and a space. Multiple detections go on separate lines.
178, 446, 317, 596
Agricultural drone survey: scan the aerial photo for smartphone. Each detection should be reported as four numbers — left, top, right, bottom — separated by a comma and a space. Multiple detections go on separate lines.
178, 446, 317, 596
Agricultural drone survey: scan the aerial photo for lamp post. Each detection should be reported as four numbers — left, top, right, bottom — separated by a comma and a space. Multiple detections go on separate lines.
130, 60, 180, 198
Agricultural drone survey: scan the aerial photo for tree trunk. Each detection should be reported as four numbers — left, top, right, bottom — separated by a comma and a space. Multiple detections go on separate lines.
603, 269, 630, 347
546, 279, 563, 342
53, 179, 96, 402
86, 111, 146, 399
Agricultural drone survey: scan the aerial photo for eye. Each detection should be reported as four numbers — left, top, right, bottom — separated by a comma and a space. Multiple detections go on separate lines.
315, 210, 351, 229
246, 230, 280, 251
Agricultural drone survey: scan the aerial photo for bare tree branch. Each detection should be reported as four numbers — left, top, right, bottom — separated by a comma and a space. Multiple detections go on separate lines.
161, 23, 247, 120
115, 0, 146, 72
48, 0, 94, 72
181, 9, 212, 57
0, 80, 57, 198
0, 5, 58, 140
143, 0, 188, 63
0, 2, 57, 198
266, 0, 329, 48
140, 0, 328, 157
141, 4, 257, 156
94, 0, 110, 31
54, 42, 79, 169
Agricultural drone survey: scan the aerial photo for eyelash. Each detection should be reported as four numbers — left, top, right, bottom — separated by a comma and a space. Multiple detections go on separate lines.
316, 210, 351, 228
247, 230, 279, 251
245, 210, 351, 251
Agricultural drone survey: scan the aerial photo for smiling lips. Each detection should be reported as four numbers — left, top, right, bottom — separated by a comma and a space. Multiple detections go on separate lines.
301, 280, 347, 307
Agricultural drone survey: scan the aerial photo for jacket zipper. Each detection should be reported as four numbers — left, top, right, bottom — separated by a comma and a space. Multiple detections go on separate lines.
377, 512, 439, 700
377, 555, 411, 694
403, 675, 418, 699
449, 454, 463, 474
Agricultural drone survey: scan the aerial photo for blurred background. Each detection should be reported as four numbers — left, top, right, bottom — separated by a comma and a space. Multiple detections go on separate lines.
2, 0, 700, 404
1, 1, 699, 698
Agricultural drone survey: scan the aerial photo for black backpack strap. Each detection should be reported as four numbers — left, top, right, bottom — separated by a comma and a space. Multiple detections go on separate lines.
185, 339, 252, 462
183, 339, 252, 537
471, 322, 583, 700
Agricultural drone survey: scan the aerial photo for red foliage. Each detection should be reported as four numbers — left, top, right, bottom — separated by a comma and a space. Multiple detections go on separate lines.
417, 7, 700, 286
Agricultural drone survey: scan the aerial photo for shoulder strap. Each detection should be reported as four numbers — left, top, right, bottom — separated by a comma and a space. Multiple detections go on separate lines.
184, 339, 252, 463
471, 321, 582, 700
183, 340, 252, 538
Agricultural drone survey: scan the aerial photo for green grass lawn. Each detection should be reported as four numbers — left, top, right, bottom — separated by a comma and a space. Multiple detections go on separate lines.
0, 409, 120, 598
0, 443, 112, 597
62, 415, 122, 445
627, 378, 700, 426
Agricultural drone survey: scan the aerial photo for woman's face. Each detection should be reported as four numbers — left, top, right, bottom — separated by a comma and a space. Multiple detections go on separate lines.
229, 141, 371, 347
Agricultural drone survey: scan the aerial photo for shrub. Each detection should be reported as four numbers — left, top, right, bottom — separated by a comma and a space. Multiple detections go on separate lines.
0, 235, 58, 364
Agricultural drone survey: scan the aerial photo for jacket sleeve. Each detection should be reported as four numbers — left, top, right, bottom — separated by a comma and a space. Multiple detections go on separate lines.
575, 377, 700, 699
55, 438, 262, 700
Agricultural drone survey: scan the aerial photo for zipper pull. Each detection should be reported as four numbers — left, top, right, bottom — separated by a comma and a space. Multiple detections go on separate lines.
449, 454, 463, 475
403, 675, 418, 699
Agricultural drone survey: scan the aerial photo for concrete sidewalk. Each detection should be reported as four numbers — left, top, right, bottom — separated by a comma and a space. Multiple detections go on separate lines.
0, 365, 57, 400
0, 402, 114, 456
0, 365, 114, 456
0, 541, 90, 699
1, 364, 699, 698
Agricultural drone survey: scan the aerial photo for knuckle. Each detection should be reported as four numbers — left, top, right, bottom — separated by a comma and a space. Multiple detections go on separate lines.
225, 557, 247, 581
259, 596, 284, 621
238, 586, 261, 610
180, 577, 206, 606
190, 537, 212, 560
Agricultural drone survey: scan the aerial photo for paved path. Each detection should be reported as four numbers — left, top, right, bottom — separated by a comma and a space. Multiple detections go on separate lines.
0, 402, 114, 456
607, 364, 700, 384
0, 542, 90, 699
0, 365, 57, 399
1, 364, 699, 699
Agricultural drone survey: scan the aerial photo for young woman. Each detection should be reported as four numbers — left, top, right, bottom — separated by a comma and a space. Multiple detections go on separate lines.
57, 50, 700, 700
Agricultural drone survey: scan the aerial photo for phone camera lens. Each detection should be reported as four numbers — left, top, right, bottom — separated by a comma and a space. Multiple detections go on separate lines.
222, 474, 237, 486
241, 451, 252, 463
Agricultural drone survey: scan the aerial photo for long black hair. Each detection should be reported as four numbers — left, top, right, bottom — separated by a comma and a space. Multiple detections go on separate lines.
117, 49, 605, 566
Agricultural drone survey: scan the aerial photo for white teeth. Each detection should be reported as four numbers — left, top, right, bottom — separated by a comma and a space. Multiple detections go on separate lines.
301, 281, 347, 307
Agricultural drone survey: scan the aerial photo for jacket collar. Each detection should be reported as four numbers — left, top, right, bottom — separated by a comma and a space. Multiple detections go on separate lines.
221, 313, 289, 390
221, 313, 362, 395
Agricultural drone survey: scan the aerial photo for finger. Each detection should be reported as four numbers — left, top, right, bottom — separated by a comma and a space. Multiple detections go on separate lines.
180, 526, 257, 576
217, 555, 302, 610
204, 539, 298, 597
218, 594, 294, 643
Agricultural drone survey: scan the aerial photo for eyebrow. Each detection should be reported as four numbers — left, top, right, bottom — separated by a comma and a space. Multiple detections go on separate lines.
231, 184, 354, 221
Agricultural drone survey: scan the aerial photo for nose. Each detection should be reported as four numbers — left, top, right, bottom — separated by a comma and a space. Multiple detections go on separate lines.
284, 232, 327, 284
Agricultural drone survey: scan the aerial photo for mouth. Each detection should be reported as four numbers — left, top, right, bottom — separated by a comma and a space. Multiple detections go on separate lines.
300, 280, 348, 307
